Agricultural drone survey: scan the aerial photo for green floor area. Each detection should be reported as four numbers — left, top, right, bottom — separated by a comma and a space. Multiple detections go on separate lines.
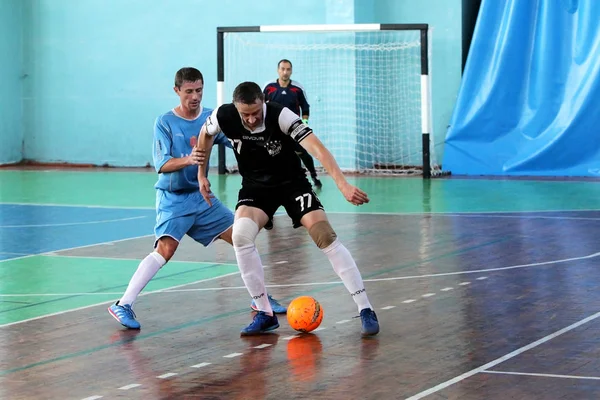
2, 169, 600, 213
0, 255, 238, 325
2, 169, 600, 326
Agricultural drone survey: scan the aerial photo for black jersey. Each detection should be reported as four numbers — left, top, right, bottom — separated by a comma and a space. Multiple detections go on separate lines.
263, 80, 310, 117
205, 102, 313, 188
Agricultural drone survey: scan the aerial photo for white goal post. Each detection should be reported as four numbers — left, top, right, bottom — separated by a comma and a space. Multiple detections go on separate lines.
215, 23, 446, 178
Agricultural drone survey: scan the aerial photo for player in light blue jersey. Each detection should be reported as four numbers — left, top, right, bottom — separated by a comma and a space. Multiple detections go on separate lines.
108, 68, 285, 329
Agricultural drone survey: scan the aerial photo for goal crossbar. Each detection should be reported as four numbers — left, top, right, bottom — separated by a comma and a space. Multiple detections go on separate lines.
216, 23, 438, 178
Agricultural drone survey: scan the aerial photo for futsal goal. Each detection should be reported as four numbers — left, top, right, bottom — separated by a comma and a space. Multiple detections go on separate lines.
215, 23, 447, 178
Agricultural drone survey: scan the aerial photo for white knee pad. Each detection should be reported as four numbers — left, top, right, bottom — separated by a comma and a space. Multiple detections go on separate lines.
232, 217, 259, 249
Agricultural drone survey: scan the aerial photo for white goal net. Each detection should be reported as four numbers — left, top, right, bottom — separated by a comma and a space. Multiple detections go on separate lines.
216, 26, 442, 176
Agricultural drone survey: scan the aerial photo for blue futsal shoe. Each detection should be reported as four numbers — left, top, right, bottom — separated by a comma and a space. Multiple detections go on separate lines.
108, 301, 141, 329
250, 294, 287, 314
241, 311, 279, 336
360, 308, 380, 337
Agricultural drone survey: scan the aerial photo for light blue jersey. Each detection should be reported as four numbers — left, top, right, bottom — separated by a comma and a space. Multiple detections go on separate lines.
153, 106, 229, 192
151, 106, 233, 247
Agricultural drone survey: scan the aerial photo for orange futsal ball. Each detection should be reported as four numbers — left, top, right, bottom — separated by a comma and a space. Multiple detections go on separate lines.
287, 296, 324, 333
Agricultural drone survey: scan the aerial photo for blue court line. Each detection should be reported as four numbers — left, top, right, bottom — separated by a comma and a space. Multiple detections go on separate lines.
0, 204, 155, 260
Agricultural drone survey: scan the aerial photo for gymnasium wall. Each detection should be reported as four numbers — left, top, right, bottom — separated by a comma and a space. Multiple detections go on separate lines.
2, 0, 463, 167
0, 0, 23, 165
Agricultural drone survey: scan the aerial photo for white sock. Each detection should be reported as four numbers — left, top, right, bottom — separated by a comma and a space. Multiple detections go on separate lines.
323, 239, 373, 313
234, 244, 273, 315
120, 252, 166, 306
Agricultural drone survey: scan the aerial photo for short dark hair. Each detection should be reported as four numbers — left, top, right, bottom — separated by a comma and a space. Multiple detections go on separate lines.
232, 81, 264, 104
277, 59, 292, 68
174, 67, 204, 88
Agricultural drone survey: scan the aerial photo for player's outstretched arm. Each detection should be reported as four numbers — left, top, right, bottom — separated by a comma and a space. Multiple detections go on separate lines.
300, 134, 369, 206
197, 124, 215, 206
158, 149, 205, 173
153, 118, 205, 173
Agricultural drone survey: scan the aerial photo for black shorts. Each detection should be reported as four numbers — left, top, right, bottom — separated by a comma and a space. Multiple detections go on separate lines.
236, 182, 324, 228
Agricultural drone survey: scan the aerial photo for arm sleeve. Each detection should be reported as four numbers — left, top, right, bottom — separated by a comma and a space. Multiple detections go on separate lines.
204, 107, 222, 136
298, 87, 310, 117
152, 117, 172, 173
263, 83, 275, 102
278, 107, 312, 143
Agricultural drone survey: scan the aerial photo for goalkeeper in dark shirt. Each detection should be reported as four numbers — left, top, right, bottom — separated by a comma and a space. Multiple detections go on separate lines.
263, 59, 322, 188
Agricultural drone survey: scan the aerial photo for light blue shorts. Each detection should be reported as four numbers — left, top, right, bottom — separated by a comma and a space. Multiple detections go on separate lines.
154, 190, 234, 247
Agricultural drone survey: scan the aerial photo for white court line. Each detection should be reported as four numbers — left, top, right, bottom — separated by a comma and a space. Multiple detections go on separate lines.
327, 208, 600, 216
2, 233, 598, 324
0, 216, 147, 228
362, 252, 600, 283
0, 251, 31, 256
0, 201, 154, 210
143, 251, 600, 293
118, 384, 141, 390
41, 253, 238, 266
405, 310, 600, 400
81, 396, 103, 400
2, 251, 598, 298
223, 353, 243, 358
0, 233, 155, 265
157, 372, 178, 379
190, 362, 211, 368
0, 268, 251, 328
483, 370, 600, 381
0, 293, 123, 297
4, 201, 600, 216
443, 214, 600, 221
0, 257, 237, 297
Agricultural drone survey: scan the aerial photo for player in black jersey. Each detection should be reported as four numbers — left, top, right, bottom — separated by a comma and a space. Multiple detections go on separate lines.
263, 59, 322, 189
196, 81, 379, 337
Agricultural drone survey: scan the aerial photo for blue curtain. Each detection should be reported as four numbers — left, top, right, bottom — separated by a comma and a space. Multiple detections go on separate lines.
443, 0, 600, 176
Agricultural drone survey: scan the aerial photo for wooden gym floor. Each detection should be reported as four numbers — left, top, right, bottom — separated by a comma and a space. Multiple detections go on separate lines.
3, 168, 600, 399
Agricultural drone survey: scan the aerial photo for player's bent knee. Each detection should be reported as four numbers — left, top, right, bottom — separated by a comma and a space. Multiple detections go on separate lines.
155, 236, 178, 262
232, 217, 259, 248
218, 226, 233, 245
308, 220, 337, 249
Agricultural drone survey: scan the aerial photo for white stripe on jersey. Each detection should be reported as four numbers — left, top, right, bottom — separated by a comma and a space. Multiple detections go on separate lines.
205, 108, 221, 136
291, 80, 307, 99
